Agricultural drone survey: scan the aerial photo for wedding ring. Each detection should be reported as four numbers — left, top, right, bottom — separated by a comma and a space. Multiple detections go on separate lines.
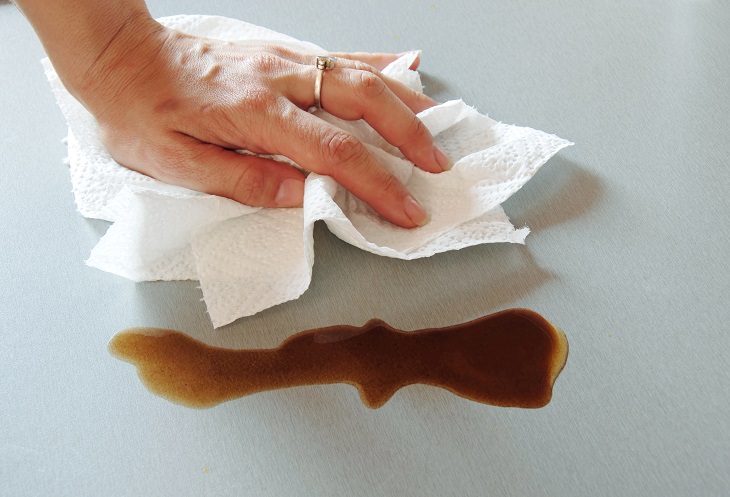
314, 55, 336, 110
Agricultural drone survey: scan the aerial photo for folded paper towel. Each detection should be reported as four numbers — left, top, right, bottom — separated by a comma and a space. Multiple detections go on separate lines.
43, 15, 572, 327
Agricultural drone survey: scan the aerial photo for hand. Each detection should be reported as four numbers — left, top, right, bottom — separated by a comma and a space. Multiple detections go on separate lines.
77, 18, 450, 228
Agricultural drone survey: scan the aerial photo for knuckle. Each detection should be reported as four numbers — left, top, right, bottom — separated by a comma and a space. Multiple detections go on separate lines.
351, 60, 377, 73
377, 170, 402, 197
354, 71, 387, 99
246, 52, 284, 73
408, 115, 430, 143
262, 45, 295, 60
240, 87, 273, 115
155, 145, 205, 185
230, 164, 267, 205
320, 131, 367, 167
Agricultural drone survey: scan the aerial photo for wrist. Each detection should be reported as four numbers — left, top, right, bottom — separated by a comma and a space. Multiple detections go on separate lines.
70, 13, 168, 114
15, 0, 163, 112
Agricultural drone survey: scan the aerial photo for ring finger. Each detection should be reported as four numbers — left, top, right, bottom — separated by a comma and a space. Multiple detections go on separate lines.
286, 58, 448, 173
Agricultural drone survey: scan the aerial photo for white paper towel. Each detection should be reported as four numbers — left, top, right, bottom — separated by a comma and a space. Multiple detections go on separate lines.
43, 15, 572, 327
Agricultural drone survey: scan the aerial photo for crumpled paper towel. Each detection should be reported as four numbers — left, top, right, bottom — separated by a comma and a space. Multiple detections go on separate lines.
43, 14, 572, 327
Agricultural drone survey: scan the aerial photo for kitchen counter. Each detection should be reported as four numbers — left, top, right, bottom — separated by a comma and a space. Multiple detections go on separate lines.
1, 1, 728, 495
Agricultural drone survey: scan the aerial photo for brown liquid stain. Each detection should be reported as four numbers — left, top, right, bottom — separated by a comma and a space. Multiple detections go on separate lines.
109, 308, 568, 409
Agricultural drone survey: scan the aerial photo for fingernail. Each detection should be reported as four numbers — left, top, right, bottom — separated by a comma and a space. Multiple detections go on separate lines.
403, 195, 429, 227
275, 179, 305, 207
433, 145, 452, 171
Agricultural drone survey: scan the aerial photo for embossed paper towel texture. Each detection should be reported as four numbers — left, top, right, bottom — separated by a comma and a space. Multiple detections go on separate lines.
43, 15, 572, 327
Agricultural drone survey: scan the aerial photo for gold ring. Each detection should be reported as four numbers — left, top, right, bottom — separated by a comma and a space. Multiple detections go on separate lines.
314, 55, 336, 110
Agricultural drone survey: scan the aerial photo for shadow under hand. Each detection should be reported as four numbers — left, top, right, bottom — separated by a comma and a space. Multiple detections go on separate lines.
503, 156, 603, 233
420, 72, 452, 101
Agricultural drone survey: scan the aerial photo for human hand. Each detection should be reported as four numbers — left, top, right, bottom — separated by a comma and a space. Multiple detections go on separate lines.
76, 18, 450, 228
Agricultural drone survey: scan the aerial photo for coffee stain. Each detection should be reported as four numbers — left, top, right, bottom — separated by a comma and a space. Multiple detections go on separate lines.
109, 308, 568, 409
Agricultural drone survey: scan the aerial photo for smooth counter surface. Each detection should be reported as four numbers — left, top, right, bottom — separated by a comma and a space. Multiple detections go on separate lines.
1, 1, 728, 496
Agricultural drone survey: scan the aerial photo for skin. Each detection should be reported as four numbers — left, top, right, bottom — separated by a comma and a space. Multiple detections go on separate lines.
13, 0, 451, 227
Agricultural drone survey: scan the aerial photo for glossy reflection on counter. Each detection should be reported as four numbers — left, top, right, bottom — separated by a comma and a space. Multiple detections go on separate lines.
109, 308, 568, 409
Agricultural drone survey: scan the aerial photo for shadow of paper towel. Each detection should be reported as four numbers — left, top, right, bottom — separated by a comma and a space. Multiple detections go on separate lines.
503, 156, 603, 233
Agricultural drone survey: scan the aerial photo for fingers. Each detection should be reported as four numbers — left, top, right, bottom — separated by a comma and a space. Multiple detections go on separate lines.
279, 52, 435, 121
329, 51, 421, 71
158, 99, 431, 227
270, 105, 429, 228
275, 48, 420, 71
243, 49, 444, 172
328, 54, 437, 113
159, 127, 427, 228
127, 45, 444, 228
290, 60, 448, 173
326, 56, 437, 113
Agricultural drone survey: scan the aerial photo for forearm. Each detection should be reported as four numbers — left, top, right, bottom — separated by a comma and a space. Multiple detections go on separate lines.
12, 0, 160, 107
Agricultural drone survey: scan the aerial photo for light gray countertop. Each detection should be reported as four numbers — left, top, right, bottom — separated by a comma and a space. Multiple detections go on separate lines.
1, 1, 728, 496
